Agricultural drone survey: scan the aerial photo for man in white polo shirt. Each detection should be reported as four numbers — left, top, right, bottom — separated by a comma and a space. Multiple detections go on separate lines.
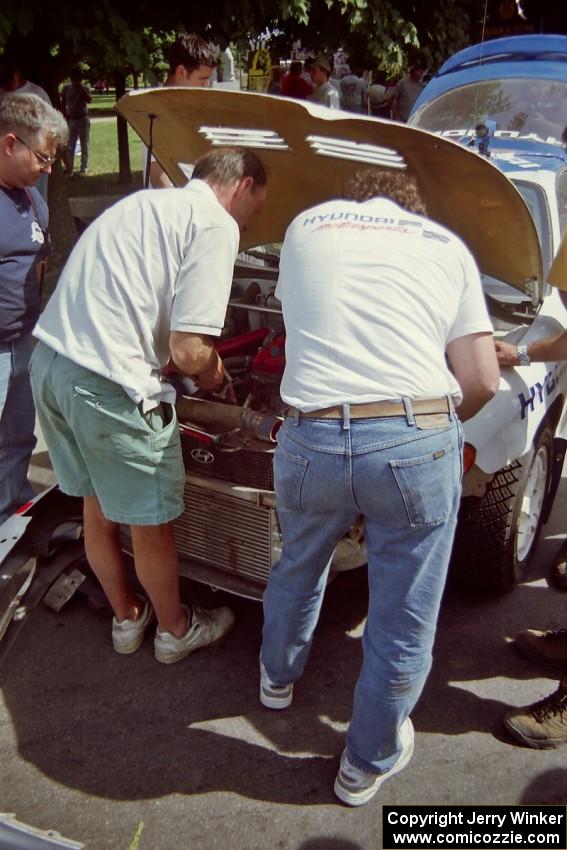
30, 147, 267, 664
259, 168, 499, 805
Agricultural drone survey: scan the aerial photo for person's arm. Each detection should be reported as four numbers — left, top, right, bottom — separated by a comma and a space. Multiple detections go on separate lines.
169, 331, 224, 390
149, 160, 174, 189
81, 83, 92, 103
446, 332, 500, 421
495, 331, 567, 367
170, 219, 239, 388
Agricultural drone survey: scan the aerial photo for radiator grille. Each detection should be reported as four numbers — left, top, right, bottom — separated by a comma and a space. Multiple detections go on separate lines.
173, 484, 274, 582
180, 434, 275, 490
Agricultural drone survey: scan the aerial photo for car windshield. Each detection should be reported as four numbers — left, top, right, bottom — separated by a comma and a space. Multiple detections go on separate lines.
412, 79, 567, 148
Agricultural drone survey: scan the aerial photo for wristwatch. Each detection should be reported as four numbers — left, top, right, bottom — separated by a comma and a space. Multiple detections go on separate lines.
517, 344, 531, 366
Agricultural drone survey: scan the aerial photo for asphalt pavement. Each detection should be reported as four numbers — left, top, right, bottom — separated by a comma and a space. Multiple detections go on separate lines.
1, 443, 566, 850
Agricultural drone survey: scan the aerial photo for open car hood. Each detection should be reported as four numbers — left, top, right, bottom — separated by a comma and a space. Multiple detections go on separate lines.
117, 88, 544, 301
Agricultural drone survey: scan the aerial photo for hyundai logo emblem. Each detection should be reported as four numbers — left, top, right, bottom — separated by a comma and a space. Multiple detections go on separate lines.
190, 448, 215, 465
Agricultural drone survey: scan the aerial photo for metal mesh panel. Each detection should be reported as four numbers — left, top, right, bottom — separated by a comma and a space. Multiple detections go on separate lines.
173, 484, 274, 582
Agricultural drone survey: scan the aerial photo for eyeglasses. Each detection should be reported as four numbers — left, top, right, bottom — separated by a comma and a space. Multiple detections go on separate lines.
13, 134, 58, 166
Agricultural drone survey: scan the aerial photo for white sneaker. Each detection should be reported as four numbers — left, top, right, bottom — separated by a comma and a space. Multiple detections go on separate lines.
260, 661, 294, 709
334, 718, 415, 806
154, 605, 235, 664
112, 597, 154, 655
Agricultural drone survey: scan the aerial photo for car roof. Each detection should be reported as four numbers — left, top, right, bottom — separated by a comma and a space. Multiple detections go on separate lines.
117, 88, 543, 297
412, 34, 567, 120
437, 34, 567, 75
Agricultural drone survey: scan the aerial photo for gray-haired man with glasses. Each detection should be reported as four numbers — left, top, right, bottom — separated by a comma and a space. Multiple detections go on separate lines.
0, 92, 67, 524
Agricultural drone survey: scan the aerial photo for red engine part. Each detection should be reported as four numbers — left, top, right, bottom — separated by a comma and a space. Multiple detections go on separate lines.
215, 327, 270, 357
251, 332, 286, 375
161, 327, 270, 379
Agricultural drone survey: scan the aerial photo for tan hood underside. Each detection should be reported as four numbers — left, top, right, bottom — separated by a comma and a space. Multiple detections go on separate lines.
117, 88, 543, 295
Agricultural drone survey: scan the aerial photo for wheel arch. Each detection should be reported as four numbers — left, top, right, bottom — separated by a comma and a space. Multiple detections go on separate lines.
538, 393, 567, 524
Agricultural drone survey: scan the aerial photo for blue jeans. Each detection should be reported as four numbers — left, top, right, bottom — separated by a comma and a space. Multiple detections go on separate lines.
68, 115, 90, 172
261, 402, 462, 774
0, 335, 37, 524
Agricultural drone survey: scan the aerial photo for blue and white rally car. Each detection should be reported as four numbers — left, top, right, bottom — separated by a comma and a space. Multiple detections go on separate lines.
410, 34, 567, 590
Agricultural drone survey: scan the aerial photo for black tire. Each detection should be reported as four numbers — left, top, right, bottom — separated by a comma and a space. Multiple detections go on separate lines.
451, 427, 554, 592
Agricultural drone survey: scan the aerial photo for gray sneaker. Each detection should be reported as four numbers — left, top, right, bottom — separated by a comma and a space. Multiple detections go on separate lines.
260, 661, 294, 709
154, 605, 235, 664
112, 597, 154, 655
334, 718, 414, 806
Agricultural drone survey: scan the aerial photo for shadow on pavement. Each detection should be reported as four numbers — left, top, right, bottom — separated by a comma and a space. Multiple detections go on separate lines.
520, 769, 567, 804
1, 499, 566, 808
0, 571, 367, 806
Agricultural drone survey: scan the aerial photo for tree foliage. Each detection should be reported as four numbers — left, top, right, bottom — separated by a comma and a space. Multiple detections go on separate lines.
1, 0, 563, 93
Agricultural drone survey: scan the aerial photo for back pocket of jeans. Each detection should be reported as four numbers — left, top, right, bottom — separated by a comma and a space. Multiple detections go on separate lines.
274, 443, 308, 512
390, 443, 457, 527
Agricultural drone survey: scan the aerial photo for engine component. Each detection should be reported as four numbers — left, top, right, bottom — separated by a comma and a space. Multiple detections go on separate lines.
176, 397, 282, 443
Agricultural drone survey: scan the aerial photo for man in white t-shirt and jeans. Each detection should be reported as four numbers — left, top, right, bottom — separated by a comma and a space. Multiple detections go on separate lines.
259, 168, 499, 805
30, 147, 267, 664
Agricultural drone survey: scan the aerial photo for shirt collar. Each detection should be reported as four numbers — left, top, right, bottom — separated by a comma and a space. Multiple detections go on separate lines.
184, 178, 220, 206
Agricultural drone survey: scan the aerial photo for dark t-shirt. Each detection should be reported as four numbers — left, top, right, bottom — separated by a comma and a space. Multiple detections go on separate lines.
0, 185, 49, 343
61, 82, 91, 119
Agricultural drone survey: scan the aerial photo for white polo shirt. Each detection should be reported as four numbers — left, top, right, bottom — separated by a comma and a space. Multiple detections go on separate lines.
276, 197, 493, 411
34, 180, 239, 410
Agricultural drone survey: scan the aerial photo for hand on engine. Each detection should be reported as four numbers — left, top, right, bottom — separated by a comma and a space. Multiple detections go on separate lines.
195, 352, 225, 391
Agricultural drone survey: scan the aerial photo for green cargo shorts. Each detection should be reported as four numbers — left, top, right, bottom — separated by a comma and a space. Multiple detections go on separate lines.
30, 342, 185, 525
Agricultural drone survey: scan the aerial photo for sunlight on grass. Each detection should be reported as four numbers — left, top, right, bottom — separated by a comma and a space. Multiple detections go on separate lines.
66, 119, 143, 197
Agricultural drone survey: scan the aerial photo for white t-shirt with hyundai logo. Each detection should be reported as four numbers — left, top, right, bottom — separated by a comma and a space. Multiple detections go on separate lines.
276, 196, 493, 411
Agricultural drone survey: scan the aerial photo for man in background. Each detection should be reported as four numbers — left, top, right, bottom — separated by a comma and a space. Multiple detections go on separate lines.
339, 63, 367, 113
308, 56, 340, 109
391, 63, 425, 122
0, 93, 67, 525
281, 61, 312, 100
146, 33, 217, 188
0, 63, 51, 105
61, 68, 92, 177
0, 63, 53, 199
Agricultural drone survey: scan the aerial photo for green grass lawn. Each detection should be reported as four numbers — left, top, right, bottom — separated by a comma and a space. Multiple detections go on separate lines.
66, 118, 143, 198
89, 92, 118, 113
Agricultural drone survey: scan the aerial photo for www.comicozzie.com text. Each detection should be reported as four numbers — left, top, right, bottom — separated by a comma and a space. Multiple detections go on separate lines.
384, 808, 566, 848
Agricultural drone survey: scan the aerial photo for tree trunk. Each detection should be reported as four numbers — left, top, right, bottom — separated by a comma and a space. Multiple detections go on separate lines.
114, 71, 132, 185
44, 161, 78, 298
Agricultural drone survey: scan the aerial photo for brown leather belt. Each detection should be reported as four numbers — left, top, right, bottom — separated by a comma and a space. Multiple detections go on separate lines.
288, 397, 451, 420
